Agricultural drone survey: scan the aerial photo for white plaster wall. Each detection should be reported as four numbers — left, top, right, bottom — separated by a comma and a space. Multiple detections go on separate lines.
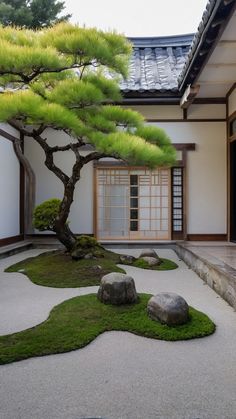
229, 88, 236, 116
187, 104, 226, 119
0, 125, 20, 239
154, 121, 227, 234
125, 104, 226, 120
24, 129, 94, 234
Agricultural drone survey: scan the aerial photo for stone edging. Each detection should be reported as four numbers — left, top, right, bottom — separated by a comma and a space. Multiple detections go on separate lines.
175, 243, 236, 310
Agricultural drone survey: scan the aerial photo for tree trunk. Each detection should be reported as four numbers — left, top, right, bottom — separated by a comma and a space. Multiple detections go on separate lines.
53, 181, 78, 251
53, 223, 76, 251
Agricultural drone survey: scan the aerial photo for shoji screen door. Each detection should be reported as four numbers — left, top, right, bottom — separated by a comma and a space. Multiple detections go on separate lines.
96, 167, 170, 240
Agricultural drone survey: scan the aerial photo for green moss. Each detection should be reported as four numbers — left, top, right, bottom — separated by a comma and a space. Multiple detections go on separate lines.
133, 258, 178, 270
0, 293, 215, 365
6, 249, 124, 288
5, 250, 178, 288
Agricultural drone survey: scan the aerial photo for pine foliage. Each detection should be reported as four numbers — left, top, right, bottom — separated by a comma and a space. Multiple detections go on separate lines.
0, 23, 176, 168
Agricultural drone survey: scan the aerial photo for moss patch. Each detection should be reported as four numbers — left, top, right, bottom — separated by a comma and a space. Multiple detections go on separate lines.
133, 257, 177, 270
5, 249, 178, 288
0, 293, 215, 365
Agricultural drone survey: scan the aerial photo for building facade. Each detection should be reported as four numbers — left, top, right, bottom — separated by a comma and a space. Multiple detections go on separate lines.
0, 0, 236, 245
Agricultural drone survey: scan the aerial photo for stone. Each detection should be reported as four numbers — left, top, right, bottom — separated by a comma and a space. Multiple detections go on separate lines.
91, 265, 102, 272
84, 253, 95, 259
119, 255, 136, 265
139, 248, 160, 262
71, 235, 104, 260
141, 256, 160, 266
97, 272, 138, 305
93, 251, 105, 258
147, 292, 189, 326
71, 248, 85, 260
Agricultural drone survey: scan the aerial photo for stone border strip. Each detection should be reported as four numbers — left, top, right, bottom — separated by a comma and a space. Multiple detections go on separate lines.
175, 243, 236, 310
0, 241, 33, 260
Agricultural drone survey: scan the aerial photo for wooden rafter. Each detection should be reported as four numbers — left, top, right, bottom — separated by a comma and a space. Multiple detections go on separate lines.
180, 84, 200, 109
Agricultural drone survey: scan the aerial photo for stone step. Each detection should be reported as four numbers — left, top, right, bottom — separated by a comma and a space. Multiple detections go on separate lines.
0, 241, 33, 260
175, 242, 236, 310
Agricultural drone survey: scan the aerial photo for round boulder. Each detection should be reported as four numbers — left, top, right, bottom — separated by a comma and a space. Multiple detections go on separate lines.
139, 248, 160, 264
97, 272, 138, 305
147, 293, 189, 326
141, 256, 160, 266
119, 254, 136, 265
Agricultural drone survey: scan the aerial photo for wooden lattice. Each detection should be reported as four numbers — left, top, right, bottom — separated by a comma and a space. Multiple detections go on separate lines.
96, 168, 171, 240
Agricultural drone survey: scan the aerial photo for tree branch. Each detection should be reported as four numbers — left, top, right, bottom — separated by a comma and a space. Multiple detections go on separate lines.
8, 120, 33, 137
0, 62, 93, 85
50, 141, 84, 153
33, 134, 70, 185
82, 151, 109, 164
32, 124, 46, 136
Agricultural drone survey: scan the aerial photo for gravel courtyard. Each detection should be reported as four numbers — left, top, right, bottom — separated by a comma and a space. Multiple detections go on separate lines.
0, 248, 236, 419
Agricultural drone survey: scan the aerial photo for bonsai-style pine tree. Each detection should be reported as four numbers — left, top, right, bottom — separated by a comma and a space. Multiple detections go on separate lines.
0, 0, 71, 28
0, 23, 176, 252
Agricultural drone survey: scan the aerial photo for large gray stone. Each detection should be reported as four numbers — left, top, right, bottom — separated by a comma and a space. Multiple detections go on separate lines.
97, 272, 138, 305
147, 293, 189, 326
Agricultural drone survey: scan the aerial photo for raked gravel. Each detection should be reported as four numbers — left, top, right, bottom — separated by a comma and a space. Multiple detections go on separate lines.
0, 248, 236, 419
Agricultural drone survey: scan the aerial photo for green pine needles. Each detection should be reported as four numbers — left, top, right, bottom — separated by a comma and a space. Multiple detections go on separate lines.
0, 23, 176, 168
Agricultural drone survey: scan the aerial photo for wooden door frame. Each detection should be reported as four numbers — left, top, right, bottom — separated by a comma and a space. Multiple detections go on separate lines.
228, 111, 236, 241
94, 165, 172, 241
93, 143, 195, 241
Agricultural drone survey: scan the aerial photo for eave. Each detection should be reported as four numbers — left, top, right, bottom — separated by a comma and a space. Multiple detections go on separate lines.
179, 0, 236, 92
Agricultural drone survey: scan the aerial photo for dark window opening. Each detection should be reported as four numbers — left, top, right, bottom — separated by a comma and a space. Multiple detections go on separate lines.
172, 167, 183, 235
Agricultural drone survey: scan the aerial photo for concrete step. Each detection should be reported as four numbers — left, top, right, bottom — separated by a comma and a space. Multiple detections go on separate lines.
0, 241, 33, 260
175, 242, 236, 310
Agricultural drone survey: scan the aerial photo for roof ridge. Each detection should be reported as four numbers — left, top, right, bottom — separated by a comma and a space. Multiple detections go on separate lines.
128, 34, 194, 48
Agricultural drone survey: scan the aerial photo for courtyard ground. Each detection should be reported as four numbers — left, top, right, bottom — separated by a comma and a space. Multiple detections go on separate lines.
0, 247, 236, 419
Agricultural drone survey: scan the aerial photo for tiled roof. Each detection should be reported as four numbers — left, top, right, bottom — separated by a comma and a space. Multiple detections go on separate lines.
121, 34, 194, 95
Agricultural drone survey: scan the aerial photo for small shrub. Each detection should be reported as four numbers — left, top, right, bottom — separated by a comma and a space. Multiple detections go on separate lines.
33, 198, 61, 231
76, 235, 100, 249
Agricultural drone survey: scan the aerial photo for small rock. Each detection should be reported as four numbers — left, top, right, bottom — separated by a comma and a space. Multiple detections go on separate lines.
97, 272, 138, 305
91, 265, 102, 272
18, 269, 25, 273
93, 251, 105, 258
119, 255, 136, 264
139, 248, 160, 260
147, 292, 189, 326
84, 253, 95, 259
71, 249, 84, 260
141, 256, 160, 266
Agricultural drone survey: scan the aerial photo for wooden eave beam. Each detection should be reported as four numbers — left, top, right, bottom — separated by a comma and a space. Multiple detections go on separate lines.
180, 84, 200, 109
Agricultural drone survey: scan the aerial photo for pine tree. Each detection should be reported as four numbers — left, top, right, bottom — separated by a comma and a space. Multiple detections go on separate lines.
0, 23, 176, 251
0, 0, 71, 28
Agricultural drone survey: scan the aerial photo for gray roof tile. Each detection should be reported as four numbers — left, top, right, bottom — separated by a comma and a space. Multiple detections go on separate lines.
121, 35, 193, 93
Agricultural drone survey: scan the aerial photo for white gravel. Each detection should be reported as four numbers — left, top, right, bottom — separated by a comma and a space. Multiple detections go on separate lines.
0, 249, 97, 335
0, 248, 236, 419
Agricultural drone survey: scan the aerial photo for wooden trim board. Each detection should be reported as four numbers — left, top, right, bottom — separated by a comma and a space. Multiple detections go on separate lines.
0, 235, 24, 247
187, 234, 227, 241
